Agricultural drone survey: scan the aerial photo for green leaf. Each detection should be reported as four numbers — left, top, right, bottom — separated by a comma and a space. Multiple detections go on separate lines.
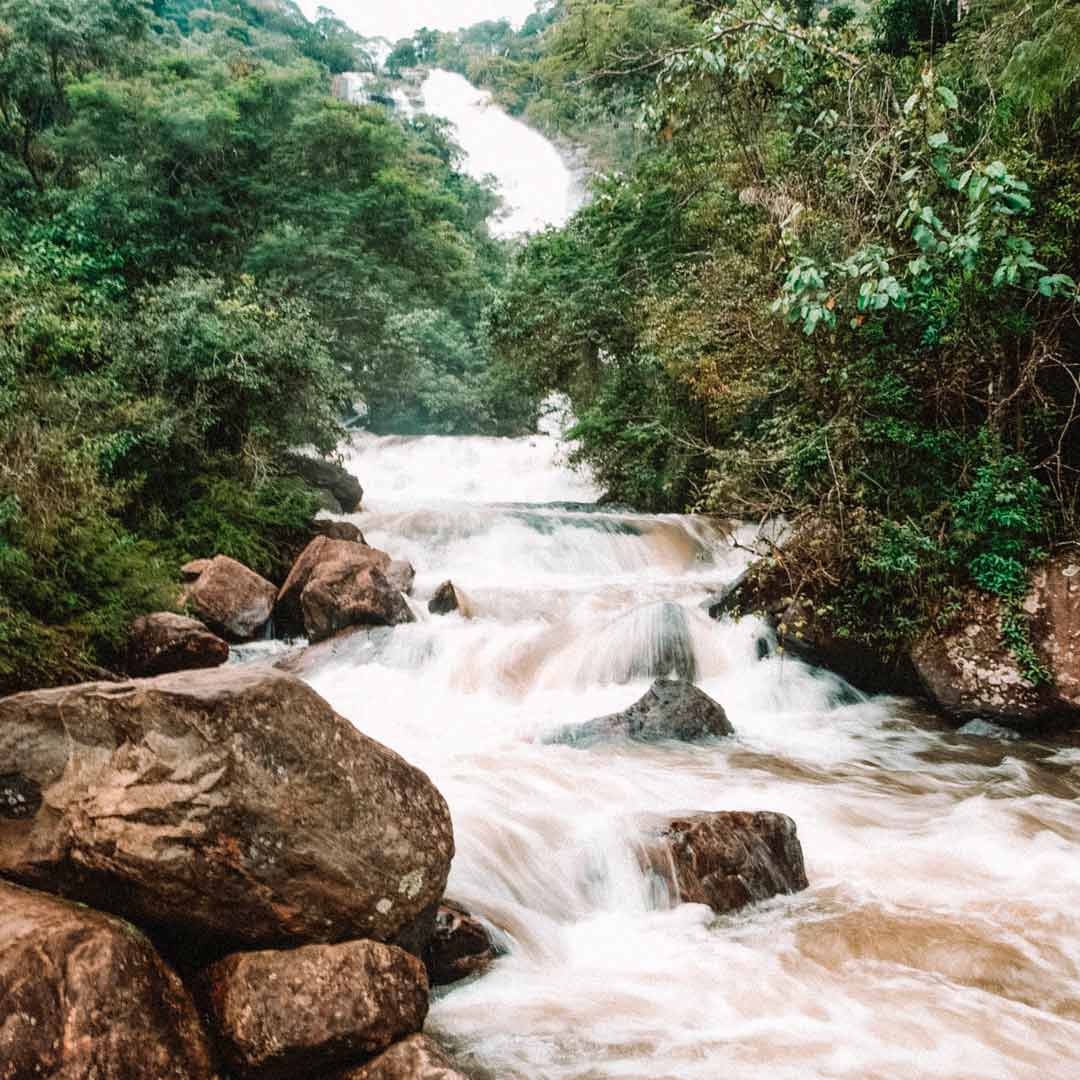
927, 131, 949, 149
936, 85, 959, 110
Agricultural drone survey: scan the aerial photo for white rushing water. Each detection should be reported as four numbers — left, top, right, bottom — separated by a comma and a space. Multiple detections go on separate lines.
293, 38, 1080, 1078
421, 69, 580, 237
302, 432, 1080, 1080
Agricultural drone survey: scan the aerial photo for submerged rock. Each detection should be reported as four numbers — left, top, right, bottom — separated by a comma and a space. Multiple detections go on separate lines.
126, 612, 229, 677
423, 901, 500, 987
336, 1035, 470, 1080
650, 811, 809, 915
912, 552, 1080, 727
186, 554, 277, 642
548, 678, 734, 745
0, 666, 454, 960
284, 452, 363, 513
0, 881, 215, 1080
199, 939, 428, 1080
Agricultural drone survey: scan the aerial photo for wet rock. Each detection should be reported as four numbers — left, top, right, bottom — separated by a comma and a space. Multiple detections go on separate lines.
423, 902, 499, 987
284, 452, 363, 513
335, 1035, 469, 1080
315, 520, 366, 544
712, 545, 922, 696
199, 940, 428, 1080
0, 665, 454, 961
315, 488, 345, 514
651, 811, 809, 915
278, 537, 397, 635
181, 558, 213, 581
386, 559, 416, 596
186, 554, 277, 642
548, 678, 734, 745
126, 612, 229, 677
428, 581, 461, 616
0, 880, 215, 1080
911, 552, 1080, 727
302, 564, 415, 644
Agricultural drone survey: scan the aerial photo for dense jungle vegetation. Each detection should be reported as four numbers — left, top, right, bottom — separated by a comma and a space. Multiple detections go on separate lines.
3, 0, 1078, 695
0, 0, 533, 693
401, 0, 1079, 669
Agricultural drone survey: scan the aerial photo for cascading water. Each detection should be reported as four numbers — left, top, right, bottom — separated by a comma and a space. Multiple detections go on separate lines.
300, 432, 1080, 1080
287, 32, 1080, 1076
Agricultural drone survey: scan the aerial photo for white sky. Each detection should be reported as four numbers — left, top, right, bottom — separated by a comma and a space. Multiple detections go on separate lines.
298, 1, 542, 42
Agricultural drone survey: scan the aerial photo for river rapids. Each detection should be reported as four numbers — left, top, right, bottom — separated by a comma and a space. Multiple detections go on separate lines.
296, 430, 1080, 1080
294, 54, 1080, 1080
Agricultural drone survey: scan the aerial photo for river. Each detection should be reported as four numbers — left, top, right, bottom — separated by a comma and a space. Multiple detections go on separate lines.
299, 65, 1080, 1080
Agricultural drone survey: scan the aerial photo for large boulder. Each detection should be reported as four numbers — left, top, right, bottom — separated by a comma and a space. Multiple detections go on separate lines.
0, 881, 215, 1080
911, 551, 1080, 727
284, 453, 363, 513
127, 612, 229, 677
548, 678, 734, 746
335, 1035, 470, 1080
302, 565, 415, 645
423, 902, 499, 987
649, 811, 809, 915
276, 536, 388, 632
0, 666, 454, 960
186, 555, 277, 642
199, 940, 428, 1080
275, 537, 413, 642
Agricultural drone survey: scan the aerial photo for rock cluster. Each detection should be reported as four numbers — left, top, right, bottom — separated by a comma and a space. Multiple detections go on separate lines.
0, 666, 462, 1080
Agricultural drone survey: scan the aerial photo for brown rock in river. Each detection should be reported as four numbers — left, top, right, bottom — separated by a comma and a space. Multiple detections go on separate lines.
0, 666, 454, 960
423, 901, 499, 987
335, 1035, 470, 1080
186, 554, 277, 642
428, 581, 461, 616
911, 551, 1080, 726
652, 811, 809, 915
275, 536, 394, 635
0, 880, 216, 1080
127, 612, 229, 677
302, 564, 415, 644
200, 939, 428, 1080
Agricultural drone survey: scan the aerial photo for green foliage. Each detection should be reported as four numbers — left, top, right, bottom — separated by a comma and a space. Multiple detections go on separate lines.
489, 0, 1079, 669
0, 0, 529, 692
166, 475, 318, 581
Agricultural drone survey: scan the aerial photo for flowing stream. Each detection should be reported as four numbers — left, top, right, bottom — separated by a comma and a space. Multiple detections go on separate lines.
299, 52, 1080, 1079
300, 432, 1080, 1080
